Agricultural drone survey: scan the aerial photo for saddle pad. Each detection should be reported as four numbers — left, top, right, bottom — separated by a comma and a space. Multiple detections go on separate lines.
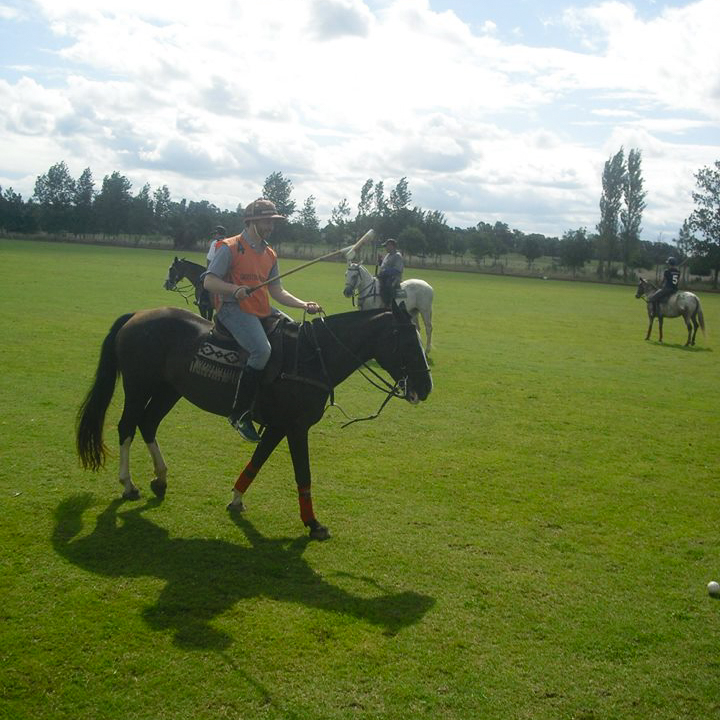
189, 341, 245, 385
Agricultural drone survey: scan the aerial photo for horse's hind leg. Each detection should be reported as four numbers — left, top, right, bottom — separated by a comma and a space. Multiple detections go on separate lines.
117, 384, 151, 500
138, 383, 182, 498
689, 312, 698, 346
421, 308, 433, 353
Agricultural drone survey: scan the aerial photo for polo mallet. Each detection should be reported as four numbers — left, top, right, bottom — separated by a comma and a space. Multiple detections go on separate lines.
246, 229, 376, 294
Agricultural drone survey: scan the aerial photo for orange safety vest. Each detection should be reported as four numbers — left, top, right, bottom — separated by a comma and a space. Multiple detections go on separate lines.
215, 234, 278, 317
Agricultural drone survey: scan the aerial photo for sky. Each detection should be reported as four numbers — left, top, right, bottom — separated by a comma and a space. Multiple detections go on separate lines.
0, 0, 718, 241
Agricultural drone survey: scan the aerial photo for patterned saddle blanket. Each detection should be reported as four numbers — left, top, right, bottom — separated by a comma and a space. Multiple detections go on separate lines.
188, 315, 297, 386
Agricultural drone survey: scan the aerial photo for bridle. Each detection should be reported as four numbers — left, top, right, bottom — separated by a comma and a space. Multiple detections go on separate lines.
344, 265, 379, 309
164, 260, 199, 305
636, 277, 656, 302
301, 311, 430, 427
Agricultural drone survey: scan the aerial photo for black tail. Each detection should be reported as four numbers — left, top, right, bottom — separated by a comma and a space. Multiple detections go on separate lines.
76, 314, 134, 471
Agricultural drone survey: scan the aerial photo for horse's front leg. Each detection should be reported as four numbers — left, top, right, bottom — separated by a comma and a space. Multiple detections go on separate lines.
645, 311, 654, 341
658, 316, 664, 343
287, 425, 330, 540
227, 425, 286, 511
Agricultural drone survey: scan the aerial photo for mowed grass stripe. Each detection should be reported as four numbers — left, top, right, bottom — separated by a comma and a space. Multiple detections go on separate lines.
1, 239, 718, 720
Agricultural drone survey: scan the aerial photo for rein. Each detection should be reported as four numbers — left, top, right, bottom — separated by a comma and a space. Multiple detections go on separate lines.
166, 260, 204, 306
309, 313, 425, 428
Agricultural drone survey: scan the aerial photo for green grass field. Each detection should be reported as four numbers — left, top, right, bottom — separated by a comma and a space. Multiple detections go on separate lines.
1, 238, 718, 720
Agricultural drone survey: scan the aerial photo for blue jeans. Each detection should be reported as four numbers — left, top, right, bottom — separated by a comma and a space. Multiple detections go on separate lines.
217, 303, 271, 370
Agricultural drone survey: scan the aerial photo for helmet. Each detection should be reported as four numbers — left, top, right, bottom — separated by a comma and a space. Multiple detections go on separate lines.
244, 198, 286, 222
214, 225, 226, 235
381, 238, 398, 247
666, 256, 677, 266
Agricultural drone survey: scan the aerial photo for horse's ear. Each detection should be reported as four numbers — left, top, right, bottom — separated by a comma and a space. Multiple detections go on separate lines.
174, 256, 178, 262
392, 299, 410, 320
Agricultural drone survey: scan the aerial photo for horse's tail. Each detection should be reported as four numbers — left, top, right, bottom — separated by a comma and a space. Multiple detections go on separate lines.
698, 302, 706, 336
76, 314, 135, 471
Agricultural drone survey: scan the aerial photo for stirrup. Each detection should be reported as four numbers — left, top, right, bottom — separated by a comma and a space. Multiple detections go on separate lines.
228, 412, 261, 442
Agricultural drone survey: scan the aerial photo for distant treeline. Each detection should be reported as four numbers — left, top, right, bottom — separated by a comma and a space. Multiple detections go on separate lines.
2, 159, 719, 285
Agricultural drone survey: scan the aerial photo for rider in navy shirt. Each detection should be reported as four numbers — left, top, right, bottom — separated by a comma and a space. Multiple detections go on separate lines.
649, 257, 681, 315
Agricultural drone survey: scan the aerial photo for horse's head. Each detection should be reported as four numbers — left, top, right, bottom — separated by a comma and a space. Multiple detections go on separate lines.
343, 263, 361, 298
164, 257, 181, 291
375, 301, 432, 404
635, 277, 648, 299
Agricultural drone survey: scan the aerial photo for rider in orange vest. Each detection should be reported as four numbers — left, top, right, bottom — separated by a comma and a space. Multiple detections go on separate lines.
203, 199, 322, 441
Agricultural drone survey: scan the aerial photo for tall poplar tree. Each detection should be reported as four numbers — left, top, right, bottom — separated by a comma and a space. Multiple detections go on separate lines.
620, 148, 646, 279
73, 167, 95, 236
596, 148, 625, 278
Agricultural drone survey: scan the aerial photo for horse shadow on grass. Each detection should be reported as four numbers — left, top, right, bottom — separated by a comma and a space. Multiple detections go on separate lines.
52, 494, 434, 650
648, 340, 712, 352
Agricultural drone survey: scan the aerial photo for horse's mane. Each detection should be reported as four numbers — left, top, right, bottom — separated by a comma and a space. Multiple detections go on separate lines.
179, 258, 206, 271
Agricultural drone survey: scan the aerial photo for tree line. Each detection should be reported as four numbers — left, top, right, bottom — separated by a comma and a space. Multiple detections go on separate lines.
1, 156, 719, 285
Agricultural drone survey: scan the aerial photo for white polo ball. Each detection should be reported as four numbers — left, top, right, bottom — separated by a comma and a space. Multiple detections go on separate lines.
707, 581, 720, 598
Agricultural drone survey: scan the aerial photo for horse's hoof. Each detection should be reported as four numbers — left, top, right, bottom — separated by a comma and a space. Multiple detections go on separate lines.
227, 501, 247, 513
150, 479, 167, 499
122, 488, 140, 501
308, 523, 331, 541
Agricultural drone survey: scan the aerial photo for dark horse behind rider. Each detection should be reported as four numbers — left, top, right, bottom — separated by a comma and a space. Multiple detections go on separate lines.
164, 257, 214, 320
76, 303, 432, 539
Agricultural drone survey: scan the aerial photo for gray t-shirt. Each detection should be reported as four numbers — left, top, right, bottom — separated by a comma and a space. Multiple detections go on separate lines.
203, 238, 280, 304
379, 251, 404, 277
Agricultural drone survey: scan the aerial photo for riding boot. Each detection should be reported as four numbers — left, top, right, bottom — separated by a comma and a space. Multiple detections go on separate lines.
228, 366, 263, 442
379, 280, 393, 308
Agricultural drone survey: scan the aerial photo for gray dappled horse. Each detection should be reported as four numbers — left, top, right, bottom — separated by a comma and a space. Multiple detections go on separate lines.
635, 277, 705, 346
343, 262, 434, 353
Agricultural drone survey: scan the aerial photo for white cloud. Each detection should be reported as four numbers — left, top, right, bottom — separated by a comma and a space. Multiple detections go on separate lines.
0, 0, 718, 240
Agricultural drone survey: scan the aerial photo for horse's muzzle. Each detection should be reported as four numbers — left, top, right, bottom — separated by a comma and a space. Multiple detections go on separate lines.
343, 288, 352, 298
404, 373, 432, 404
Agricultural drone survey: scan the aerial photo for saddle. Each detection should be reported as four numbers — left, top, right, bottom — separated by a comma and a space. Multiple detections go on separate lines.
189, 314, 299, 386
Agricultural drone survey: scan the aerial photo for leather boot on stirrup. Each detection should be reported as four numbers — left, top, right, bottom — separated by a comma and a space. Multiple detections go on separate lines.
228, 366, 262, 442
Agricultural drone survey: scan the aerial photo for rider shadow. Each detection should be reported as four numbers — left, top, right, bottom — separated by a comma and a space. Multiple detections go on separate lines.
52, 494, 435, 650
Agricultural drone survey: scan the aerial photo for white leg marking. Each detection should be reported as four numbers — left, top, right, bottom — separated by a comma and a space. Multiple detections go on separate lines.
146, 441, 167, 484
118, 437, 138, 496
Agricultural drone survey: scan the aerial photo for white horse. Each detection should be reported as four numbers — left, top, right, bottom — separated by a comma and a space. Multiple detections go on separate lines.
343, 262, 433, 352
635, 277, 705, 346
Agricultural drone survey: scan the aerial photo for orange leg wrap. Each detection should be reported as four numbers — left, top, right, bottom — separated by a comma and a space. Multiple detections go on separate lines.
298, 486, 316, 524
234, 462, 258, 494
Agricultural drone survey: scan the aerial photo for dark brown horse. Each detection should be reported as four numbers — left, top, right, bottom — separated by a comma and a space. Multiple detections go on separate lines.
76, 303, 432, 539
164, 257, 214, 320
